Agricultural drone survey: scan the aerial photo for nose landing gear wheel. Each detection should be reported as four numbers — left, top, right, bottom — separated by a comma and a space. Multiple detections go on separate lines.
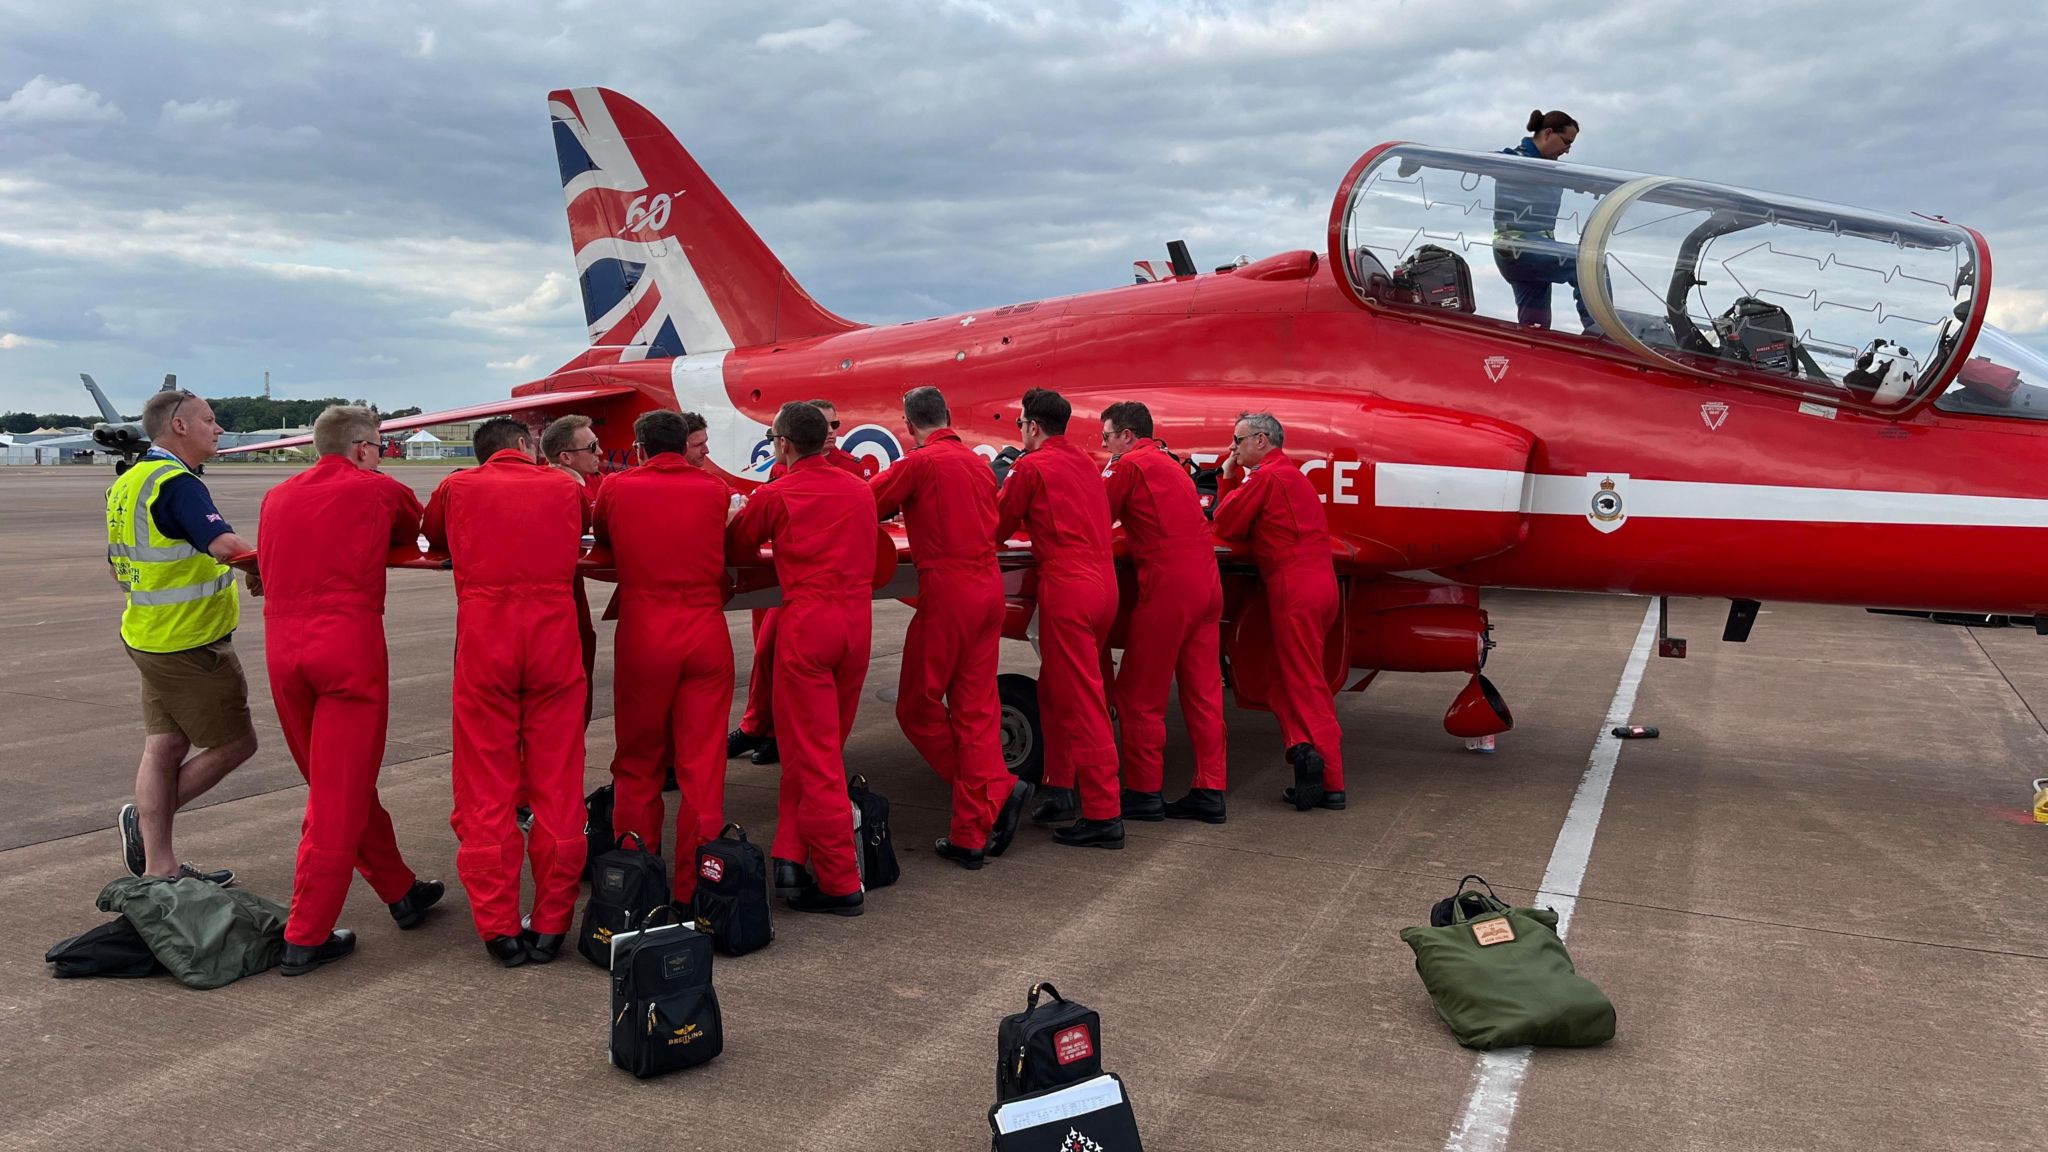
997, 673, 1043, 786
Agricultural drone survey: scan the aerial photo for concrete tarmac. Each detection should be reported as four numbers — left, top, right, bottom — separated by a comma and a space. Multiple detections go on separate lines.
2, 463, 2043, 1151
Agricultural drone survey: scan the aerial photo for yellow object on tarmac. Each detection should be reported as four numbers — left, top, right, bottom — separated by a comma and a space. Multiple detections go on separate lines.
2033, 778, 2048, 824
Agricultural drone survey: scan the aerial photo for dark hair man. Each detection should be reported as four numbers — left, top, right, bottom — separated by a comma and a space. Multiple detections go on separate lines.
728, 398, 873, 767
728, 401, 880, 915
422, 415, 589, 966
997, 388, 1123, 849
594, 410, 737, 906
258, 405, 444, 975
870, 386, 1028, 870
1212, 412, 1346, 811
1099, 401, 1229, 824
108, 388, 257, 886
541, 413, 604, 726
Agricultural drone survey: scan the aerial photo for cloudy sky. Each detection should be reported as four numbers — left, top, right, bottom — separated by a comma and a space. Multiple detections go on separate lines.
1, 0, 2043, 416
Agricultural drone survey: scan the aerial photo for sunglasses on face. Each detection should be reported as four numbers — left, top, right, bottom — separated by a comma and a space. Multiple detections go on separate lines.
565, 443, 602, 456
829, 419, 841, 431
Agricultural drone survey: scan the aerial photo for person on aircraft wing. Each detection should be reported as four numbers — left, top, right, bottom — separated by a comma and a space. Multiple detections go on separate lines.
1212, 412, 1347, 812
541, 414, 604, 728
422, 417, 589, 967
996, 388, 1124, 850
870, 386, 1031, 870
727, 401, 879, 916
1099, 402, 1230, 825
107, 388, 257, 889
258, 406, 445, 976
594, 410, 736, 911
728, 399, 875, 769
1494, 109, 1597, 334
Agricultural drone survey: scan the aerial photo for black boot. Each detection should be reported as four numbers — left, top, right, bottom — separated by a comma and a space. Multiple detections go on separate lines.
933, 836, 985, 871
787, 886, 864, 916
749, 737, 780, 765
726, 727, 765, 759
1281, 788, 1348, 811
1163, 788, 1228, 824
772, 857, 814, 901
1052, 817, 1126, 850
1030, 786, 1078, 825
484, 935, 530, 968
1285, 743, 1327, 811
1120, 789, 1165, 822
519, 929, 565, 963
279, 929, 356, 977
986, 780, 1034, 858
387, 879, 445, 930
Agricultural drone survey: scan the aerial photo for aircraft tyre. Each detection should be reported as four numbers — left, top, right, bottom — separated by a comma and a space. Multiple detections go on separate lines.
997, 673, 1043, 786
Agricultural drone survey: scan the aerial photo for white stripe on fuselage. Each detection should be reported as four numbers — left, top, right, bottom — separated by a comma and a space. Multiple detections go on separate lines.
1374, 462, 2048, 528
670, 350, 769, 479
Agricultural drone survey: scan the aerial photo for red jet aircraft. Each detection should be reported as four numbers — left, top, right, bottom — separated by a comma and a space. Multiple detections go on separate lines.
238, 87, 2048, 776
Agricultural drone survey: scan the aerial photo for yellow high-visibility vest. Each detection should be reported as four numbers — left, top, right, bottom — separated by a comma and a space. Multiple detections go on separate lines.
105, 457, 239, 653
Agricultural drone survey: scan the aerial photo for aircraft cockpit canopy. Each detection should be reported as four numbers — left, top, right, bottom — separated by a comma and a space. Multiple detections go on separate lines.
1333, 144, 1993, 414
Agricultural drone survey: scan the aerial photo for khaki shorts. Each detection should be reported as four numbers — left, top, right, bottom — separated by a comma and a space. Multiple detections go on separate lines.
126, 636, 254, 748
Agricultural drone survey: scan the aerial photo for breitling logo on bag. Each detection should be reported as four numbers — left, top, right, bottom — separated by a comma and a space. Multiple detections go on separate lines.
667, 1023, 703, 1047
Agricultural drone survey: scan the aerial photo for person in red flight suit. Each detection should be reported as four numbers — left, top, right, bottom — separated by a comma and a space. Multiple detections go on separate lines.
259, 406, 444, 977
1211, 411, 1346, 811
541, 414, 604, 726
869, 386, 1030, 869
727, 399, 877, 768
727, 401, 877, 915
997, 388, 1124, 850
422, 416, 589, 966
594, 409, 736, 909
1098, 401, 1230, 825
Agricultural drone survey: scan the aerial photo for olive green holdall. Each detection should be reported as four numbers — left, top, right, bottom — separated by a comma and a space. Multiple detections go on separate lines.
1398, 881, 1616, 1050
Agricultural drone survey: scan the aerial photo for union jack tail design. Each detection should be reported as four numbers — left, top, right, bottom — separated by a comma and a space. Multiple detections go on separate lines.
547, 87, 859, 366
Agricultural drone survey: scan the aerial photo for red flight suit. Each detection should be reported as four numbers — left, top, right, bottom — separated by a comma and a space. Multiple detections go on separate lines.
1103, 439, 1227, 794
996, 435, 1120, 821
569, 468, 602, 726
870, 428, 1013, 850
736, 447, 874, 741
423, 449, 590, 939
594, 455, 735, 902
258, 456, 424, 948
729, 454, 877, 897
1213, 449, 1344, 790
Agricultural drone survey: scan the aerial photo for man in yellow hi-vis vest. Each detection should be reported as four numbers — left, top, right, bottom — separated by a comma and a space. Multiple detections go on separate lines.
106, 389, 259, 884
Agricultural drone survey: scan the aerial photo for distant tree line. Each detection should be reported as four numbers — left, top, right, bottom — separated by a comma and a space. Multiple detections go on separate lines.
2, 399, 425, 434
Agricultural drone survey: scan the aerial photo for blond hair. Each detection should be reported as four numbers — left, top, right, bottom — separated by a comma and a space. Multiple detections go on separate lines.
312, 405, 380, 457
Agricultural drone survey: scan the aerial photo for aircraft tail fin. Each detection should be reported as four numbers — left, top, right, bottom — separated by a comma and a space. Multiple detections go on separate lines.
547, 87, 859, 362
161, 374, 177, 392
80, 374, 122, 423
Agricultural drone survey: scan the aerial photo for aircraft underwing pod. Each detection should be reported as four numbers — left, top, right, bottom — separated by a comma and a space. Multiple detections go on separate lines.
1329, 143, 1995, 417
1443, 673, 1514, 739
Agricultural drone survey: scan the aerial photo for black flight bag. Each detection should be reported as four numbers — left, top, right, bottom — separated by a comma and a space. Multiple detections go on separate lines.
608, 907, 724, 1078
848, 775, 900, 889
1714, 296, 1797, 373
45, 917, 165, 979
692, 823, 774, 957
996, 981, 1104, 1103
582, 783, 614, 884
578, 831, 670, 968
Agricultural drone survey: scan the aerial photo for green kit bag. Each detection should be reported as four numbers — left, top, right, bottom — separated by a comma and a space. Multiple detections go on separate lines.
1398, 879, 1616, 1050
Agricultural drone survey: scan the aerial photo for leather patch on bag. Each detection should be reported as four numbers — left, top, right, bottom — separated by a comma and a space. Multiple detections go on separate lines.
1472, 917, 1516, 946
1053, 1025, 1095, 1065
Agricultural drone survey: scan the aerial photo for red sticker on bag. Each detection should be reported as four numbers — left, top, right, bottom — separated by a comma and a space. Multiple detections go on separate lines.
1053, 1025, 1094, 1065
698, 856, 724, 883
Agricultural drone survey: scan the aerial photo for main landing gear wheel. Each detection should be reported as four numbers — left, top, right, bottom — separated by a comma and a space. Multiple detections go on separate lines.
997, 673, 1043, 787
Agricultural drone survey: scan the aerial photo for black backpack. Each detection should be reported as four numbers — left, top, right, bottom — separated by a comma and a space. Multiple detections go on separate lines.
996, 982, 1103, 1103
848, 775, 899, 889
583, 784, 615, 883
692, 824, 774, 957
608, 907, 724, 1079
1430, 875, 1505, 927
578, 832, 670, 968
46, 917, 165, 979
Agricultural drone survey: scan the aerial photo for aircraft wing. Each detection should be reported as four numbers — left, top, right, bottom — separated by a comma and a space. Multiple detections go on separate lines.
216, 386, 640, 454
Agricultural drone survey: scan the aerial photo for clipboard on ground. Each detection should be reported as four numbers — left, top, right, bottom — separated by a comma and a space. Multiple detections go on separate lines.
988, 1072, 1142, 1151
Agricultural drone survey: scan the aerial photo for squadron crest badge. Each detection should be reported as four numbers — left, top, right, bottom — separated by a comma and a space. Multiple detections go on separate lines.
1587, 473, 1629, 533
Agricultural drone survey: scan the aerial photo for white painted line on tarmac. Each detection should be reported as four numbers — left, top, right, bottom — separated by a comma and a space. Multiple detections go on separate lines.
1443, 598, 1660, 1152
